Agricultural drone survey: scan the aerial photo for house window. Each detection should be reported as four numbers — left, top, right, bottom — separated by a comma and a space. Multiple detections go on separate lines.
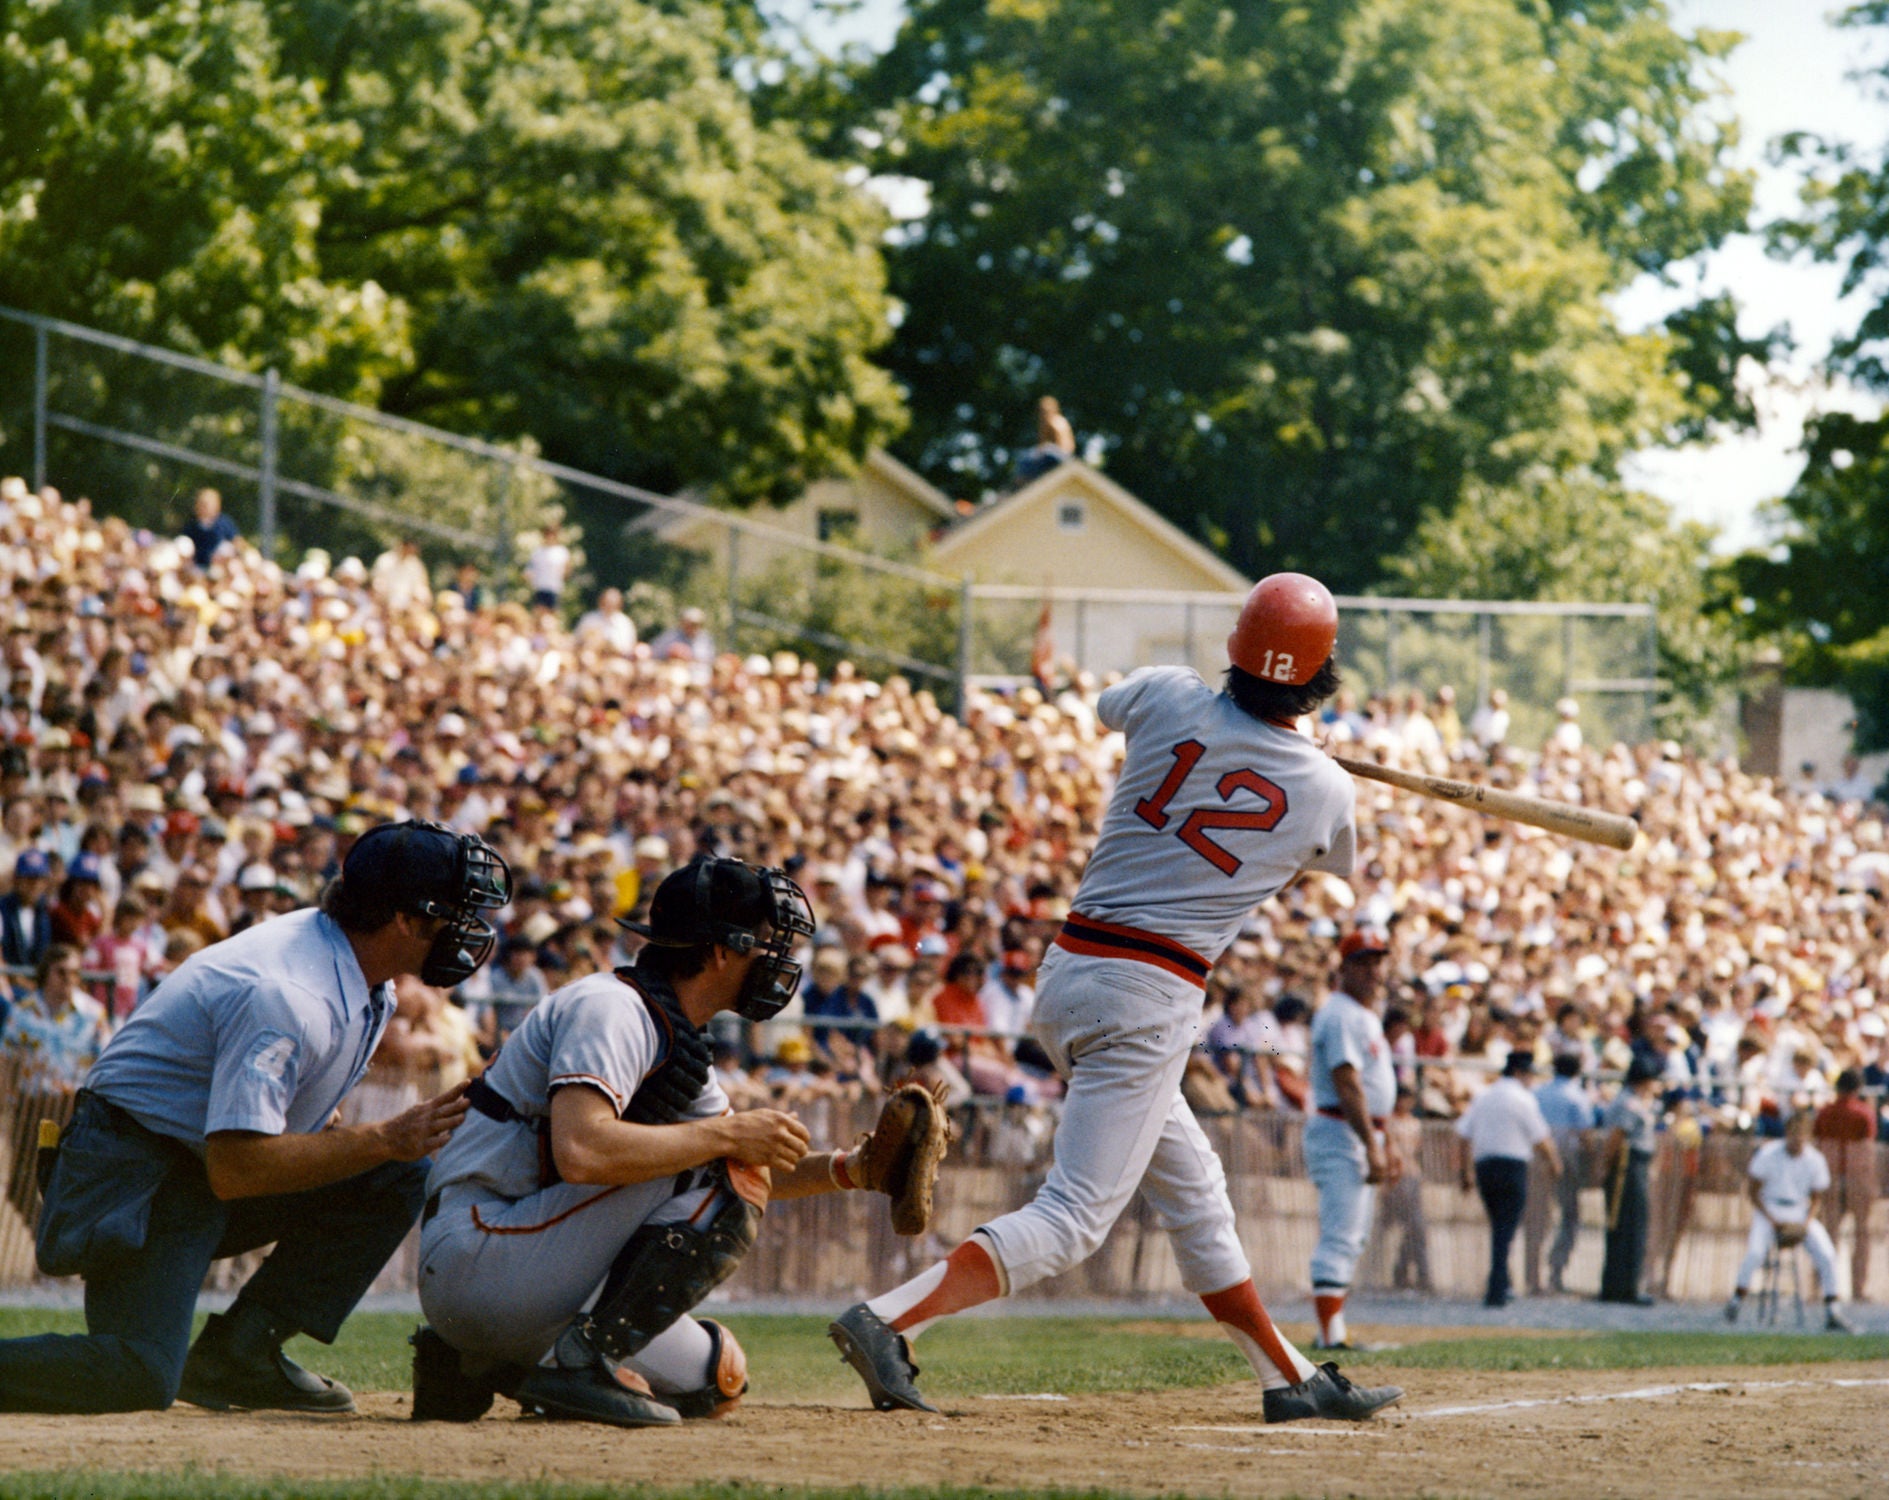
1057, 501, 1086, 532
817, 508, 860, 542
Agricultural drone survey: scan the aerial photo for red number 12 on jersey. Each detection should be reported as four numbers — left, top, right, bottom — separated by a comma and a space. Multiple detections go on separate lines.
1134, 740, 1289, 876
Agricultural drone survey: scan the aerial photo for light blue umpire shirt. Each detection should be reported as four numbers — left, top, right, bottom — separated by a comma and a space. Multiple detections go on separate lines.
84, 909, 395, 1150
1535, 1073, 1599, 1134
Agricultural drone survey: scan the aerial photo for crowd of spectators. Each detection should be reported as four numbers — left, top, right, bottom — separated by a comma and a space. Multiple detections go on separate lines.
0, 475, 1886, 1164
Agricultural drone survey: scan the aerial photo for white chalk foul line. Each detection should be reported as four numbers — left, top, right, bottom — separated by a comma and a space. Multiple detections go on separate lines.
1409, 1376, 1889, 1421
1172, 1425, 1395, 1437
978, 1393, 1071, 1402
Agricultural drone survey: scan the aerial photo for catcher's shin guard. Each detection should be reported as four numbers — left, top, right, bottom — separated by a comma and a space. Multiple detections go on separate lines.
587, 1165, 763, 1362
665, 1318, 749, 1419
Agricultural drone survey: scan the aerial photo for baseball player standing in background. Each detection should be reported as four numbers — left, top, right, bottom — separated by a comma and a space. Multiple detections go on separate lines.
830, 574, 1402, 1424
0, 820, 509, 1414
1304, 927, 1399, 1348
410, 858, 947, 1427
1725, 1109, 1853, 1332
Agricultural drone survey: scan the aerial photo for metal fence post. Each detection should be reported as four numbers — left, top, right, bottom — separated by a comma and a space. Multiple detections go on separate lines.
1183, 601, 1197, 670
1562, 614, 1575, 700
495, 456, 515, 571
957, 575, 974, 715
258, 368, 279, 557
1385, 607, 1398, 687
1075, 597, 1088, 673
725, 528, 741, 649
31, 323, 48, 493
1477, 610, 1492, 710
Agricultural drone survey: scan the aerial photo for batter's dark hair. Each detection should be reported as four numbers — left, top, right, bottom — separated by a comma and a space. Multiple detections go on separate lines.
1222, 658, 1342, 724
320, 874, 402, 934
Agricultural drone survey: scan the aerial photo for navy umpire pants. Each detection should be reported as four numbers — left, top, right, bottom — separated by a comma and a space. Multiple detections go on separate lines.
1475, 1156, 1530, 1306
0, 1093, 427, 1413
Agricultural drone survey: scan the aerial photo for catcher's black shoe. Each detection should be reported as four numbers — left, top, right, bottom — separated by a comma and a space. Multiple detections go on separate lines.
1262, 1363, 1402, 1424
515, 1324, 680, 1429
177, 1303, 356, 1413
411, 1325, 526, 1422
829, 1303, 938, 1413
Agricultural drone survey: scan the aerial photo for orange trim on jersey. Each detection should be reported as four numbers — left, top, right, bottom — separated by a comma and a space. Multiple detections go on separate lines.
470, 1186, 623, 1236
547, 1072, 629, 1111
1053, 912, 1211, 989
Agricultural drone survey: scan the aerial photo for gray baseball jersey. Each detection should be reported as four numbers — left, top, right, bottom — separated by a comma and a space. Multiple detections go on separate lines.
1078, 666, 1356, 962
428, 971, 728, 1202
1310, 990, 1397, 1117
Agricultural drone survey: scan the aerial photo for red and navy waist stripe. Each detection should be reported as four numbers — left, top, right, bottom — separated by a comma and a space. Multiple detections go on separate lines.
1054, 912, 1212, 989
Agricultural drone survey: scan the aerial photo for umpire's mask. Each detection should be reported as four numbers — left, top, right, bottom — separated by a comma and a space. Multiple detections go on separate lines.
343, 819, 513, 987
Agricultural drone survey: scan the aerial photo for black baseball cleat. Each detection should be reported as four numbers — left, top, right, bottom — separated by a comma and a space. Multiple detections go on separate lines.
1263, 1363, 1403, 1424
177, 1303, 356, 1413
828, 1303, 939, 1413
515, 1324, 680, 1428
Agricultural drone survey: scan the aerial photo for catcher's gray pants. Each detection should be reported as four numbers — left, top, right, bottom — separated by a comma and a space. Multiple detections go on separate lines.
417, 1174, 723, 1371
974, 946, 1251, 1297
1735, 1214, 1840, 1299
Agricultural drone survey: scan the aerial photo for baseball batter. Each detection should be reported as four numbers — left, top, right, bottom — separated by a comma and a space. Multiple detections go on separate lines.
1725, 1110, 1853, 1333
831, 573, 1403, 1423
410, 858, 946, 1426
1304, 927, 1399, 1348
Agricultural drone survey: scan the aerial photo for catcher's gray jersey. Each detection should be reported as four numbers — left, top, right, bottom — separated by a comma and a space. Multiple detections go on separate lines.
428, 971, 727, 1202
1077, 666, 1356, 962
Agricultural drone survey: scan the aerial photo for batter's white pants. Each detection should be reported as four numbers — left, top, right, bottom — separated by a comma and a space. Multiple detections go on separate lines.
1735, 1214, 1841, 1300
417, 1172, 721, 1376
1302, 1113, 1377, 1290
975, 946, 1252, 1297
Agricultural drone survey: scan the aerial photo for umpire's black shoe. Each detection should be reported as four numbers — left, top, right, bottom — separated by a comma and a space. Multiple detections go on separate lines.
178, 1303, 356, 1414
1263, 1363, 1403, 1424
829, 1303, 938, 1413
515, 1324, 680, 1429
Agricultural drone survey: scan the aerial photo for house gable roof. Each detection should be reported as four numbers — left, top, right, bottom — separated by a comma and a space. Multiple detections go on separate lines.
929, 460, 1250, 590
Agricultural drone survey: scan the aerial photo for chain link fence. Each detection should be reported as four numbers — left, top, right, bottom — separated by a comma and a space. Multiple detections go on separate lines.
2, 305, 1656, 735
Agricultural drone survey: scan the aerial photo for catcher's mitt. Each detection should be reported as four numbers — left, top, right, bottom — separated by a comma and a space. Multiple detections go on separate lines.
849, 1083, 952, 1235
1774, 1220, 1809, 1249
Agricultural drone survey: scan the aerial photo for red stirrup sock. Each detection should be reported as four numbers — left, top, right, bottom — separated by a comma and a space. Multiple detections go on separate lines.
1314, 1292, 1348, 1349
866, 1236, 1007, 1340
1202, 1280, 1318, 1391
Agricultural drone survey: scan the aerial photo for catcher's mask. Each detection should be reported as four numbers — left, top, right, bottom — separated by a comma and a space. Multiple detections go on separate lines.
343, 819, 513, 987
620, 857, 815, 1021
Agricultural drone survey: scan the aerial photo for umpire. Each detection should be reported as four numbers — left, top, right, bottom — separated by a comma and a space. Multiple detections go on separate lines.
0, 820, 508, 1415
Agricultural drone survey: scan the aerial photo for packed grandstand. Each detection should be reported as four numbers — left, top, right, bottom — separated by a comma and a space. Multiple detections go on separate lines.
0, 472, 1884, 1152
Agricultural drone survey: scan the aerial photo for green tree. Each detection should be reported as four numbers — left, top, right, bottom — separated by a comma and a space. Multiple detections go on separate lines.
1732, 2, 1889, 744
0, 0, 903, 566
846, 0, 1752, 590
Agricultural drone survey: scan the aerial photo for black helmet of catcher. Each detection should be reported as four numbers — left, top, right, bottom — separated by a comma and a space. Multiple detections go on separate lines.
620, 857, 815, 1022
342, 819, 513, 988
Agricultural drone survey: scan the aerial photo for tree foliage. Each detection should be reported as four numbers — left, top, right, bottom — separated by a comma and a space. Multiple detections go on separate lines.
0, 0, 904, 541
1734, 2, 1889, 743
847, 0, 1752, 591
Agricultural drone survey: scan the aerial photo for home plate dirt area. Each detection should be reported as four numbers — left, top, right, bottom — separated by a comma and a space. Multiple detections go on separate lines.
4, 1361, 1887, 1499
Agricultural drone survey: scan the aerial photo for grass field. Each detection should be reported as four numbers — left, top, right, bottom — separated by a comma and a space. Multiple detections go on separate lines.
3, 1310, 1887, 1500
5, 1308, 1886, 1399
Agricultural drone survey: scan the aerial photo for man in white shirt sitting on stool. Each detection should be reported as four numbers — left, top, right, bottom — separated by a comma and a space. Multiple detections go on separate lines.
1726, 1110, 1854, 1333
1455, 1051, 1560, 1308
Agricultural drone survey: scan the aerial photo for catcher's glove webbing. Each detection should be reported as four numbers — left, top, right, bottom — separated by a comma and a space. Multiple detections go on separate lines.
842, 1082, 952, 1235
617, 967, 714, 1125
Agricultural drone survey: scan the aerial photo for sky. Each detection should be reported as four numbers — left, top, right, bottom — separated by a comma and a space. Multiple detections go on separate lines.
799, 0, 1888, 554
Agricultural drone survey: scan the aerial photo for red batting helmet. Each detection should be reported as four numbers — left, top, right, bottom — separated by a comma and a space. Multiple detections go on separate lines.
1226, 572, 1337, 686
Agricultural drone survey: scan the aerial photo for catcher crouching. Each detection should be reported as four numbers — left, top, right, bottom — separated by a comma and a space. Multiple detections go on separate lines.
411, 857, 949, 1426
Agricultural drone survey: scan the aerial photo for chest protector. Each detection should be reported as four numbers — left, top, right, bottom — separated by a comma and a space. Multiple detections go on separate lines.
616, 965, 715, 1125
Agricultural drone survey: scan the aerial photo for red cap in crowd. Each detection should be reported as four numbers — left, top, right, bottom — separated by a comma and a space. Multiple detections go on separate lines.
1338, 928, 1390, 960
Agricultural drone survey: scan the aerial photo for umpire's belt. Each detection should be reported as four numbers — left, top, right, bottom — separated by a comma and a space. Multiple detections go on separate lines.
1317, 1106, 1388, 1129
1053, 913, 1211, 989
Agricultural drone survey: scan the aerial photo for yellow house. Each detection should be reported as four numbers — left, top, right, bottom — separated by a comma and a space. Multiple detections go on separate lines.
638, 448, 957, 571
927, 458, 1249, 593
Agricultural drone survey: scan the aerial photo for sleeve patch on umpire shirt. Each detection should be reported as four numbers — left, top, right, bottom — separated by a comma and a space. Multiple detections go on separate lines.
247, 1032, 297, 1084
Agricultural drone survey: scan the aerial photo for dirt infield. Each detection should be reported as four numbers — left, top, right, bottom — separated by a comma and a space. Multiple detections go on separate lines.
4, 1360, 1887, 1498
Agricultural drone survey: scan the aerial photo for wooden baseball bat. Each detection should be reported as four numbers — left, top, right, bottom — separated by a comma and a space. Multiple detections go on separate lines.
1332, 755, 1638, 851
